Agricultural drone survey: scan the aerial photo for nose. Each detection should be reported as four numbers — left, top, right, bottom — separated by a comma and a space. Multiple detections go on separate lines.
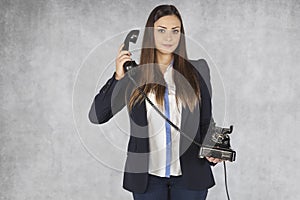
165, 30, 172, 41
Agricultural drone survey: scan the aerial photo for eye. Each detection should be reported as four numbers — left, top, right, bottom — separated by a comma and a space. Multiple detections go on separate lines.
172, 29, 180, 34
157, 29, 166, 33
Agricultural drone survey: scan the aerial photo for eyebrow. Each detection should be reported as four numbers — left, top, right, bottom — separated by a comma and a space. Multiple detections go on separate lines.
157, 25, 180, 29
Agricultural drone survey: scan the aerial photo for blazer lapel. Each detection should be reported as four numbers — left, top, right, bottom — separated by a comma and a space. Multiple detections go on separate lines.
129, 100, 149, 153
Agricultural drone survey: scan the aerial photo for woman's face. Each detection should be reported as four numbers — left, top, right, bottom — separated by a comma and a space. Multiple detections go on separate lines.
153, 15, 181, 55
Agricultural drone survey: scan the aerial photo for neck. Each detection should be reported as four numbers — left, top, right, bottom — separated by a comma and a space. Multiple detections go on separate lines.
156, 53, 173, 73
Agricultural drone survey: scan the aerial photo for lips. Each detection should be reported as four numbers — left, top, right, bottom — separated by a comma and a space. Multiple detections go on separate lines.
162, 44, 173, 48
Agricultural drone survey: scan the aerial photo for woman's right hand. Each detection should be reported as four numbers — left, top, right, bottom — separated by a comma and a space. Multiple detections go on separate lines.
115, 43, 132, 80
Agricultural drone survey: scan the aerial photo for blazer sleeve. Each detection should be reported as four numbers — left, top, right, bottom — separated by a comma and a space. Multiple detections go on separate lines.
196, 59, 220, 166
88, 73, 128, 124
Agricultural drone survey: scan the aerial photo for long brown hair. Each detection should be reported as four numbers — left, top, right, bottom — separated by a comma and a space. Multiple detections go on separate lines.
128, 5, 200, 112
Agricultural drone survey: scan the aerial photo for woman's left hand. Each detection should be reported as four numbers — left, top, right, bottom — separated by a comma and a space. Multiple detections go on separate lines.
206, 157, 223, 164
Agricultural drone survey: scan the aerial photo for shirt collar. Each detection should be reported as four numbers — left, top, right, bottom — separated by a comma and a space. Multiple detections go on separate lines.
165, 58, 174, 72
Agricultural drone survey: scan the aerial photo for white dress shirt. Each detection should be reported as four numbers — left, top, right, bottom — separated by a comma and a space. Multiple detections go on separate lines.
146, 62, 182, 177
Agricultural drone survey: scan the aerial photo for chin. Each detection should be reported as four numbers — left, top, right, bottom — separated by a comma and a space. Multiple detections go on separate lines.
157, 48, 175, 55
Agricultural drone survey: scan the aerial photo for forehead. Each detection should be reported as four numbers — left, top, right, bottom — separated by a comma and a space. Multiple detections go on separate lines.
154, 15, 181, 28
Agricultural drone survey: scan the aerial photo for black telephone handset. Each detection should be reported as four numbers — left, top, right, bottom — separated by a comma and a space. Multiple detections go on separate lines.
122, 30, 139, 72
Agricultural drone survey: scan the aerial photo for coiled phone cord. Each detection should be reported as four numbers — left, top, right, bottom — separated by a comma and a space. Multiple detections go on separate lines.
224, 161, 231, 200
128, 73, 232, 200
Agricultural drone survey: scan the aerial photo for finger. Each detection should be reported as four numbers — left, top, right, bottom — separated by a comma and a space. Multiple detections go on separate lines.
119, 57, 132, 63
118, 43, 125, 53
117, 54, 132, 63
118, 43, 132, 55
206, 157, 222, 163
118, 57, 132, 66
117, 50, 131, 59
206, 157, 214, 162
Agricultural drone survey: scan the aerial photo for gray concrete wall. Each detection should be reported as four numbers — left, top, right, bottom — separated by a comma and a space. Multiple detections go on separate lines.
1, 0, 299, 199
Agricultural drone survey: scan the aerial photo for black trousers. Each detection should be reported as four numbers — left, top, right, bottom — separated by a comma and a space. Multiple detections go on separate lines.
132, 174, 208, 200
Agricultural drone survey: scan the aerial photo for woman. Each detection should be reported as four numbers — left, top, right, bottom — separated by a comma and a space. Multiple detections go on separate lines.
89, 4, 222, 200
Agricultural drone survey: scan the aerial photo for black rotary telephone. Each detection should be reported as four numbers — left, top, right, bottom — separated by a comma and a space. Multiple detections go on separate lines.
122, 30, 140, 72
199, 122, 236, 162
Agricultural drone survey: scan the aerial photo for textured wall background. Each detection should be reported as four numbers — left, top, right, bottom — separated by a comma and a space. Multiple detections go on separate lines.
1, 0, 299, 199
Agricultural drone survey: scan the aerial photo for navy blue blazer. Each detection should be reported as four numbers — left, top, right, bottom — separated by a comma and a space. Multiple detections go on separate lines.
89, 59, 215, 193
